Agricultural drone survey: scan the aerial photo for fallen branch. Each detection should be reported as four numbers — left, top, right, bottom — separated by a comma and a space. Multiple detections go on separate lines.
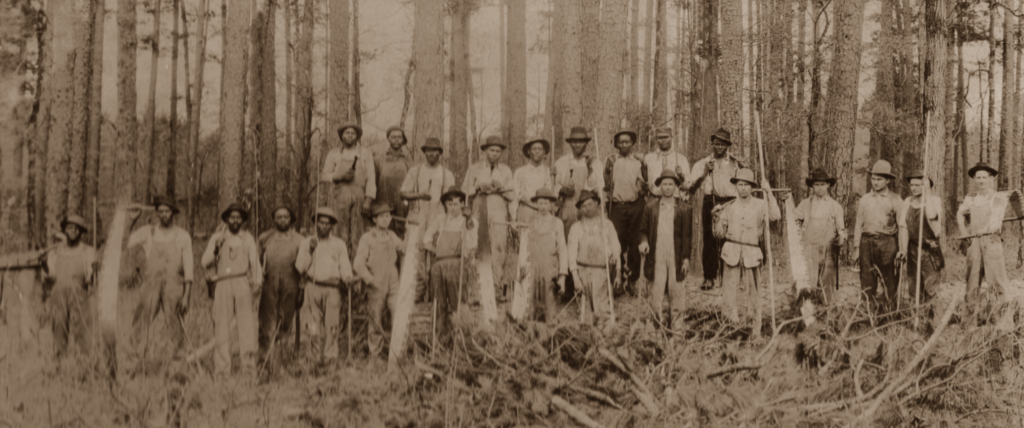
705, 364, 760, 379
535, 374, 624, 410
185, 320, 235, 362
598, 347, 660, 416
550, 395, 606, 428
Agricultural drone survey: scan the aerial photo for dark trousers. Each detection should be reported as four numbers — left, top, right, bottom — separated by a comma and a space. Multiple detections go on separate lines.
702, 195, 734, 281
609, 198, 645, 283
858, 234, 898, 314
258, 275, 300, 352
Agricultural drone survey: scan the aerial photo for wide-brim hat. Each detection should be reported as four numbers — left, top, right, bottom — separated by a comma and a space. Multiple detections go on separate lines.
220, 203, 250, 222
710, 128, 732, 145
421, 137, 444, 154
613, 130, 637, 144
729, 168, 758, 187
385, 126, 407, 145
869, 160, 895, 179
337, 122, 363, 140
655, 127, 673, 138
805, 168, 836, 187
968, 162, 999, 178
904, 170, 934, 187
522, 139, 551, 157
60, 214, 89, 232
370, 202, 394, 217
565, 126, 591, 142
654, 170, 682, 186
312, 207, 338, 224
151, 195, 180, 214
441, 186, 466, 202
530, 188, 558, 202
480, 135, 506, 150
271, 205, 297, 224
575, 190, 601, 208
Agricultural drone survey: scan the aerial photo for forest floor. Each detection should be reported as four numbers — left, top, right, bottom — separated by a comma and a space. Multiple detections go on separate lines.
3, 246, 1024, 427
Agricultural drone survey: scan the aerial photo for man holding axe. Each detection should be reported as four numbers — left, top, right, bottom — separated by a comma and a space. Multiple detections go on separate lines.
295, 207, 355, 362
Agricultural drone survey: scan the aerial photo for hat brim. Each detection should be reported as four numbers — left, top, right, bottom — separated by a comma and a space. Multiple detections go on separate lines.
371, 207, 395, 217
420, 145, 444, 154
614, 131, 637, 143
870, 172, 896, 180
904, 176, 934, 187
480, 143, 507, 151
805, 178, 836, 187
968, 165, 999, 178
312, 213, 338, 224
60, 219, 89, 232
530, 195, 558, 202
522, 140, 551, 157
710, 135, 732, 146
386, 128, 408, 145
153, 202, 181, 214
337, 125, 363, 140
729, 177, 758, 187
565, 136, 591, 143
655, 176, 682, 187
575, 194, 601, 208
221, 209, 250, 223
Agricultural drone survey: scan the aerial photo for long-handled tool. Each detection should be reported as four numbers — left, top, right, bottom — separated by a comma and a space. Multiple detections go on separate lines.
347, 281, 353, 361
593, 127, 616, 326
753, 110, 777, 332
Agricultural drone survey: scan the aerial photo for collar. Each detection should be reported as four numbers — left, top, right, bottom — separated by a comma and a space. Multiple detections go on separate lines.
810, 194, 832, 202
657, 149, 674, 156
868, 188, 891, 197
386, 147, 408, 157
369, 227, 389, 237
660, 197, 675, 206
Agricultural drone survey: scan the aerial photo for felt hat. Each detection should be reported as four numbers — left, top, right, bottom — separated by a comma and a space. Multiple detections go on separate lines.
654, 169, 682, 187
271, 205, 296, 224
530, 188, 558, 202
805, 168, 836, 187
565, 126, 592, 142
655, 127, 673, 138
151, 195, 180, 214
421, 137, 444, 154
441, 186, 466, 203
613, 129, 637, 144
710, 128, 732, 146
337, 122, 363, 140
730, 168, 758, 187
869, 160, 896, 179
60, 214, 89, 232
522, 139, 551, 157
480, 135, 506, 150
312, 207, 338, 224
904, 170, 934, 187
575, 190, 601, 208
385, 126, 407, 145
370, 202, 394, 217
968, 162, 999, 178
220, 203, 250, 222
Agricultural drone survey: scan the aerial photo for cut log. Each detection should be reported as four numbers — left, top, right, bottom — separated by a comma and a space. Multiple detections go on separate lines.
785, 197, 815, 327
510, 225, 532, 321
388, 222, 423, 373
476, 195, 498, 325
598, 347, 660, 416
0, 251, 47, 269
550, 396, 606, 428
96, 206, 127, 368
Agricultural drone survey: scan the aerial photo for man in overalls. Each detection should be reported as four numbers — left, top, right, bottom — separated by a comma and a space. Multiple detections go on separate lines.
295, 207, 354, 362
512, 139, 554, 225
462, 135, 514, 296
638, 170, 693, 331
354, 202, 404, 358
201, 204, 262, 376
793, 168, 846, 305
423, 187, 477, 343
567, 190, 620, 330
257, 205, 303, 355
957, 162, 1010, 328
555, 127, 604, 239
126, 196, 194, 361
321, 123, 377, 257
524, 188, 567, 323
400, 137, 456, 300
44, 214, 96, 358
373, 126, 413, 238
690, 128, 746, 291
897, 171, 944, 329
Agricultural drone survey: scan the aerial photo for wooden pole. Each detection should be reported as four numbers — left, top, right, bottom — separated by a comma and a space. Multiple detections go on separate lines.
753, 110, 776, 332
913, 115, 930, 328
593, 127, 616, 325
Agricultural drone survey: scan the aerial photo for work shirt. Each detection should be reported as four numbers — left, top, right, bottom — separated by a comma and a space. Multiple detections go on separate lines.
567, 217, 620, 271
46, 243, 96, 289
258, 229, 304, 286
423, 213, 478, 258
201, 230, 262, 284
512, 163, 554, 218
691, 154, 746, 198
127, 225, 195, 282
853, 189, 902, 248
401, 164, 456, 224
898, 195, 942, 242
958, 192, 1008, 236
321, 145, 377, 199
528, 214, 569, 276
794, 195, 847, 246
713, 196, 781, 268
462, 161, 514, 200
553, 154, 604, 202
644, 150, 691, 196
604, 153, 646, 203
373, 145, 415, 209
295, 235, 353, 286
353, 228, 404, 287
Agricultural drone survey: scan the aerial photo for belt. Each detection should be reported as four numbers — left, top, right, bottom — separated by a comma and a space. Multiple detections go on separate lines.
576, 261, 608, 268
610, 198, 641, 205
724, 238, 759, 248
207, 272, 247, 283
863, 233, 895, 239
314, 280, 342, 288
434, 255, 461, 262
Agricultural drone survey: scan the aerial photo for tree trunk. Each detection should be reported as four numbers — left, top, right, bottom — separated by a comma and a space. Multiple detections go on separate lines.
642, 0, 654, 112
557, 0, 582, 153
500, 0, 506, 134
1000, 0, 1017, 189
144, 0, 162, 202
411, 0, 444, 153
250, 0, 277, 231
117, 0, 139, 208
923, 0, 947, 204
957, 19, 967, 195
580, 0, 600, 129
869, 0, 900, 180
651, 0, 668, 130
294, 0, 314, 226
719, 0, 742, 145
328, 0, 350, 133
68, 0, 94, 216
168, 0, 179, 200
506, 0, 527, 168
46, 0, 74, 237
29, 3, 52, 247
400, 59, 412, 129
598, 0, 628, 157
283, 0, 293, 208
629, 0, 640, 108
188, 0, 209, 232
987, 0, 996, 163
450, 0, 469, 184
352, 0, 361, 125
220, 0, 249, 208
85, 0, 104, 219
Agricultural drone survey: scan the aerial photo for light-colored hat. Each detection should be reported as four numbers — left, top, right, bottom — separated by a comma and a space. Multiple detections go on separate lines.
60, 214, 89, 232
729, 168, 758, 187
312, 207, 338, 224
869, 160, 895, 179
530, 188, 558, 202
654, 170, 682, 186
370, 202, 394, 217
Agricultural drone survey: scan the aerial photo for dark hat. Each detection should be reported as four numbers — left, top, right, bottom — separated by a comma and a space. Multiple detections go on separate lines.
575, 190, 601, 208
441, 186, 467, 203
710, 128, 732, 145
565, 126, 592, 142
421, 137, 444, 154
522, 139, 551, 157
655, 127, 673, 138
805, 168, 836, 187
480, 135, 506, 150
654, 170, 682, 187
151, 195, 180, 214
869, 160, 896, 179
968, 162, 999, 178
271, 205, 296, 224
385, 126, 407, 145
337, 122, 363, 140
370, 202, 394, 217
904, 170, 933, 187
312, 207, 338, 224
530, 188, 558, 202
613, 130, 637, 144
729, 168, 758, 187
220, 203, 250, 222
60, 214, 89, 232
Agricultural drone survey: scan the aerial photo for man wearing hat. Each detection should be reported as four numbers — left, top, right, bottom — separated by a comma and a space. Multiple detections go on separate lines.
690, 128, 747, 291
712, 169, 781, 339
372, 126, 414, 238
604, 129, 647, 290
43, 214, 97, 358
644, 127, 691, 200
354, 202, 405, 358
423, 186, 478, 342
295, 207, 355, 361
793, 168, 847, 303
400, 137, 456, 300
512, 138, 554, 225
554, 126, 605, 239
567, 190, 621, 330
321, 122, 377, 259
462, 135, 515, 294
201, 204, 262, 376
523, 188, 568, 323
957, 162, 1010, 327
896, 171, 944, 329
852, 160, 903, 316
126, 196, 195, 361
638, 170, 693, 331
256, 205, 304, 355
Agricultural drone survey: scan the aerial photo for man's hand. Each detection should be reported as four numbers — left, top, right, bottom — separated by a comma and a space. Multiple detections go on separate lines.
924, 238, 938, 250
91, 261, 100, 274
176, 284, 192, 316
557, 275, 566, 294
423, 244, 436, 254
638, 242, 650, 255
418, 193, 433, 201
707, 158, 715, 172
608, 253, 618, 266
895, 251, 906, 263
491, 180, 503, 192
465, 217, 476, 230
761, 178, 771, 191
213, 233, 225, 250
681, 258, 690, 277
336, 169, 356, 183
780, 191, 791, 202
361, 197, 373, 217
309, 237, 318, 251
711, 204, 725, 215
478, 182, 495, 194
851, 248, 859, 265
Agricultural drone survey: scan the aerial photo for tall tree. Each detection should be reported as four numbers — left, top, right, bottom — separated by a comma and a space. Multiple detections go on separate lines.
283, 0, 294, 208
411, 0, 444, 152
581, 0, 600, 129
352, 0, 361, 124
293, 0, 314, 225
46, 0, 74, 238
999, 0, 1017, 189
450, 0, 470, 184
629, 0, 640, 108
220, 0, 250, 207
250, 0, 277, 228
986, 0, 996, 162
168, 0, 180, 199
29, 2, 52, 246
719, 0, 743, 147
118, 0, 139, 208
68, 0, 95, 215
144, 0, 162, 201
642, 0, 654, 112
328, 0, 350, 132
557, 0, 582, 146
188, 0, 209, 231
923, 0, 948, 202
85, 0, 105, 217
506, 0, 527, 167
651, 0, 668, 130
598, 0, 628, 156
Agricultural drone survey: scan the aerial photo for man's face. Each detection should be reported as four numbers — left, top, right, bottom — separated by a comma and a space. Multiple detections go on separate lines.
909, 178, 924, 197
736, 181, 752, 198
529, 143, 546, 162
316, 216, 334, 237
156, 205, 174, 227
870, 175, 889, 192
812, 182, 829, 197
226, 211, 244, 233
569, 141, 588, 157
373, 212, 393, 229
485, 146, 504, 164
274, 208, 292, 231
712, 140, 728, 157
615, 135, 634, 156
64, 224, 81, 244
387, 131, 404, 150
657, 134, 672, 151
444, 197, 464, 213
659, 179, 678, 197
424, 148, 442, 165
974, 171, 992, 190
579, 198, 599, 218
535, 198, 552, 214
341, 128, 358, 145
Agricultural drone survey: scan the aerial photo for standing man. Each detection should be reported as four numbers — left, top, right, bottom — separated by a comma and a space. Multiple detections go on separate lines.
512, 139, 554, 224
257, 206, 303, 355
957, 162, 1010, 328
638, 171, 693, 331
604, 129, 647, 290
852, 160, 902, 317
897, 171, 944, 329
125, 196, 195, 361
44, 214, 96, 358
321, 123, 377, 257
423, 187, 478, 343
524, 188, 568, 323
690, 128, 746, 290
400, 137, 456, 300
644, 127, 691, 200
373, 126, 414, 238
201, 204, 262, 377
295, 207, 355, 362
554, 126, 604, 238
354, 202, 404, 359
793, 168, 847, 304
567, 190, 620, 331
462, 136, 514, 295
